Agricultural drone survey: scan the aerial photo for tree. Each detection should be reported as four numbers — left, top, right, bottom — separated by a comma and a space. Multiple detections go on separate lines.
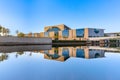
17, 52, 24, 55
0, 25, 2, 32
0, 53, 9, 61
0, 25, 10, 36
0, 25, 2, 36
17, 32, 25, 37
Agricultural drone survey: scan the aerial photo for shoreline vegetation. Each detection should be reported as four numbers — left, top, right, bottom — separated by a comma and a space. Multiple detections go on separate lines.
0, 25, 10, 36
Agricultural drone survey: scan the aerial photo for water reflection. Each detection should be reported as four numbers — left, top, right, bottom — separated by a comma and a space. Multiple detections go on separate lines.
43, 46, 105, 61
0, 45, 52, 53
1, 45, 120, 80
0, 53, 8, 62
0, 45, 51, 62
1, 45, 120, 62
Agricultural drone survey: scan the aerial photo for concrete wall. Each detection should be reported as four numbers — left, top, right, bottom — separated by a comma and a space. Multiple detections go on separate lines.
39, 32, 44, 37
84, 28, 89, 39
49, 32, 55, 40
34, 33, 40, 37
0, 36, 52, 45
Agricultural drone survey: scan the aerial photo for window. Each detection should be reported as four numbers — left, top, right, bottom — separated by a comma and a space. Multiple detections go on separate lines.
44, 32, 49, 37
47, 27, 60, 32
62, 30, 69, 38
76, 29, 84, 37
76, 49, 85, 58
62, 48, 69, 57
94, 29, 99, 34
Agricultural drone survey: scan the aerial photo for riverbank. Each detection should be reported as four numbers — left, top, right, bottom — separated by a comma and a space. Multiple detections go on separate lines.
0, 36, 52, 46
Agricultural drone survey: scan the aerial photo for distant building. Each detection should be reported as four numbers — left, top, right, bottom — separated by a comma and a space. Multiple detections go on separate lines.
40, 24, 104, 40
33, 33, 41, 38
104, 32, 120, 37
24, 33, 33, 37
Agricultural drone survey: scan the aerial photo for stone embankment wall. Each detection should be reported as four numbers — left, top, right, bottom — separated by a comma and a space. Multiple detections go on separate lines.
0, 36, 52, 45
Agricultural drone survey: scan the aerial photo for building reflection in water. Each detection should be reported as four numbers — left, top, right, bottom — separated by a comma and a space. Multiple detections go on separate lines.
0, 46, 106, 62
42, 46, 105, 62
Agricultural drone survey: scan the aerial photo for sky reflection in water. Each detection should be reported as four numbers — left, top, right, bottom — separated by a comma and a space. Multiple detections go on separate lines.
0, 45, 120, 80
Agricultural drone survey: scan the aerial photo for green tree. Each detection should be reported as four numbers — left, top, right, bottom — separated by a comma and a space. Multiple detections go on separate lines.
0, 53, 8, 62
0, 25, 10, 36
17, 32, 25, 37
17, 52, 24, 55
0, 25, 2, 36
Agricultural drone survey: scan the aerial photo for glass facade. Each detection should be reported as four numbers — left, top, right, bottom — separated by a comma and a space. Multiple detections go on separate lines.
62, 48, 69, 57
94, 29, 99, 34
76, 29, 84, 37
76, 49, 85, 58
44, 32, 49, 37
88, 29, 104, 37
62, 30, 69, 38
47, 27, 60, 32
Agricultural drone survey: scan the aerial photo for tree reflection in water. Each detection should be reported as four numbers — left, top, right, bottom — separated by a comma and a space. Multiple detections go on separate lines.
0, 53, 9, 62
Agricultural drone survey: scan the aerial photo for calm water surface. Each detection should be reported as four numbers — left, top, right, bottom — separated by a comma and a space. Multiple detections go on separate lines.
0, 45, 120, 80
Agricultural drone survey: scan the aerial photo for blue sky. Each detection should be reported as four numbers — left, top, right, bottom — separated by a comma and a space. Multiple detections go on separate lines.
0, 0, 120, 35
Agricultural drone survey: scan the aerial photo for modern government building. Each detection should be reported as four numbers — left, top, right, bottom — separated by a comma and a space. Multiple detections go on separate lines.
38, 24, 104, 40
25, 24, 104, 40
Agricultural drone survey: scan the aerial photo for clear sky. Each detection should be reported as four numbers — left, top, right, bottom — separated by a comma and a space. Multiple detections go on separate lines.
0, 0, 120, 35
